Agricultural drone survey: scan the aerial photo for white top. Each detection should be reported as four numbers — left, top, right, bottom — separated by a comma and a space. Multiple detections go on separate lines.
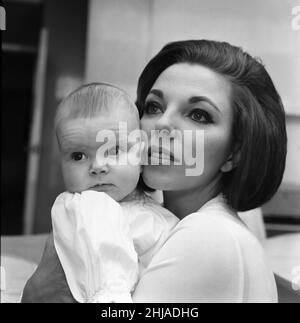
51, 190, 178, 303
132, 194, 278, 303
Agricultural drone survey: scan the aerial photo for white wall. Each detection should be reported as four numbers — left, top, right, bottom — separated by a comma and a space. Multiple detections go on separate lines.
85, 0, 300, 190
85, 0, 151, 98
284, 116, 300, 186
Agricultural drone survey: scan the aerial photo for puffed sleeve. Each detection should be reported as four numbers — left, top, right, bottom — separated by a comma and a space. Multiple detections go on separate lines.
51, 191, 139, 303
132, 212, 249, 303
122, 198, 179, 276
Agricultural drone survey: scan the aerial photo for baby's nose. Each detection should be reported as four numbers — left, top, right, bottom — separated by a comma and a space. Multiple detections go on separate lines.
89, 159, 108, 175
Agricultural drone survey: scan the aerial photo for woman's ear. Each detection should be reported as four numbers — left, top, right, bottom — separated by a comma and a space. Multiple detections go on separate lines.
221, 147, 241, 173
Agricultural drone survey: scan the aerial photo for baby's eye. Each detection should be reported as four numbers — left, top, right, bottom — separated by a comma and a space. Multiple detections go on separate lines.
71, 152, 87, 161
189, 109, 213, 124
144, 101, 162, 115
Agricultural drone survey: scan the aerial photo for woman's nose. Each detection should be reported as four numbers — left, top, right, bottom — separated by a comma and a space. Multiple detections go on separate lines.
89, 159, 108, 176
155, 109, 176, 133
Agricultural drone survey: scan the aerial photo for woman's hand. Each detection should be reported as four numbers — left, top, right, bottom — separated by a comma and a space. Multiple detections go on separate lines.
21, 232, 76, 303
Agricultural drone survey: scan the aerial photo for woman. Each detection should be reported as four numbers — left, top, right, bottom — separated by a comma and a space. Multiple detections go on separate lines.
22, 40, 286, 303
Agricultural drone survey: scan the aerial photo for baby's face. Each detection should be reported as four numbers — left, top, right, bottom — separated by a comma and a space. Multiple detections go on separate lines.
57, 111, 142, 201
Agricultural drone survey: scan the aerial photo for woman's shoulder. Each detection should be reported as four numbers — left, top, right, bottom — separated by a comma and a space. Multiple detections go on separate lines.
181, 195, 260, 240
135, 195, 277, 302
170, 194, 267, 266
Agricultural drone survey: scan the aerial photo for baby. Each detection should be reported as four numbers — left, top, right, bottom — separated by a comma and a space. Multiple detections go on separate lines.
51, 83, 179, 303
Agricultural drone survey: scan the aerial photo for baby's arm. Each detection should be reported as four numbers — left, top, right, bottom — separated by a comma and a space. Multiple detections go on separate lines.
51, 191, 139, 303
124, 200, 179, 275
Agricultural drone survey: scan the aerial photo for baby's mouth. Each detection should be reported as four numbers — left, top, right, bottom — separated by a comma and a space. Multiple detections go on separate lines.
89, 184, 114, 191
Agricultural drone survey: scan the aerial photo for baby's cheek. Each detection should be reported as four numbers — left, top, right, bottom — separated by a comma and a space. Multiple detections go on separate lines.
117, 165, 140, 190
62, 164, 88, 193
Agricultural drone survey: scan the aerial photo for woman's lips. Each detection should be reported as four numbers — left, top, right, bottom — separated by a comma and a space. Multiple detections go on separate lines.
148, 146, 176, 163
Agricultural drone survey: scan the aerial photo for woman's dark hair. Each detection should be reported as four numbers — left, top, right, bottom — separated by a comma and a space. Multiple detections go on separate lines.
136, 40, 287, 211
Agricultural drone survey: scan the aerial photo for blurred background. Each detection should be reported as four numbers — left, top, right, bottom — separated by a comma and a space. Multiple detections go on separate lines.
1, 0, 300, 304
1, 0, 300, 236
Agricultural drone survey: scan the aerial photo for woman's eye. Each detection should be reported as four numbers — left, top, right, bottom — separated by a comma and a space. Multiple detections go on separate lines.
108, 145, 120, 156
71, 152, 87, 161
144, 101, 162, 115
189, 109, 212, 124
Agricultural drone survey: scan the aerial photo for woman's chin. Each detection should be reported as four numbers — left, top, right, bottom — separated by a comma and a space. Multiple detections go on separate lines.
143, 165, 178, 190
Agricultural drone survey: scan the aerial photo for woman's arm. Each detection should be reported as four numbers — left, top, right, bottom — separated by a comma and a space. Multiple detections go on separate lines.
132, 214, 243, 303
22, 212, 244, 303
21, 232, 76, 303
22, 214, 239, 303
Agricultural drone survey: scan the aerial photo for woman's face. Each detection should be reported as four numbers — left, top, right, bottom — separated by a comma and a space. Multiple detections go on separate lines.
141, 63, 234, 192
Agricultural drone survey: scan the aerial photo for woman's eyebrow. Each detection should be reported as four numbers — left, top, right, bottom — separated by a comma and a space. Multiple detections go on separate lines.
148, 89, 164, 99
189, 96, 221, 113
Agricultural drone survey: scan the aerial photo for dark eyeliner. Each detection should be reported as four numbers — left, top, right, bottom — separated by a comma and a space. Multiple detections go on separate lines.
144, 100, 162, 114
189, 109, 213, 124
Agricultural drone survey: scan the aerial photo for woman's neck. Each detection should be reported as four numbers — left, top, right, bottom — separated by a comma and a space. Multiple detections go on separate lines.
163, 177, 220, 220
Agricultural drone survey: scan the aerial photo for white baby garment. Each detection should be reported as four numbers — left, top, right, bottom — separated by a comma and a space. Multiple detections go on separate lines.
51, 190, 178, 303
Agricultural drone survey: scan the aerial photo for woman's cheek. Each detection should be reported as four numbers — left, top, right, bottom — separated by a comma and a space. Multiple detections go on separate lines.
202, 130, 232, 171
140, 118, 155, 139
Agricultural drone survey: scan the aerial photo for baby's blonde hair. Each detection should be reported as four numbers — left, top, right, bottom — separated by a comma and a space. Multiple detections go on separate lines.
55, 82, 139, 133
